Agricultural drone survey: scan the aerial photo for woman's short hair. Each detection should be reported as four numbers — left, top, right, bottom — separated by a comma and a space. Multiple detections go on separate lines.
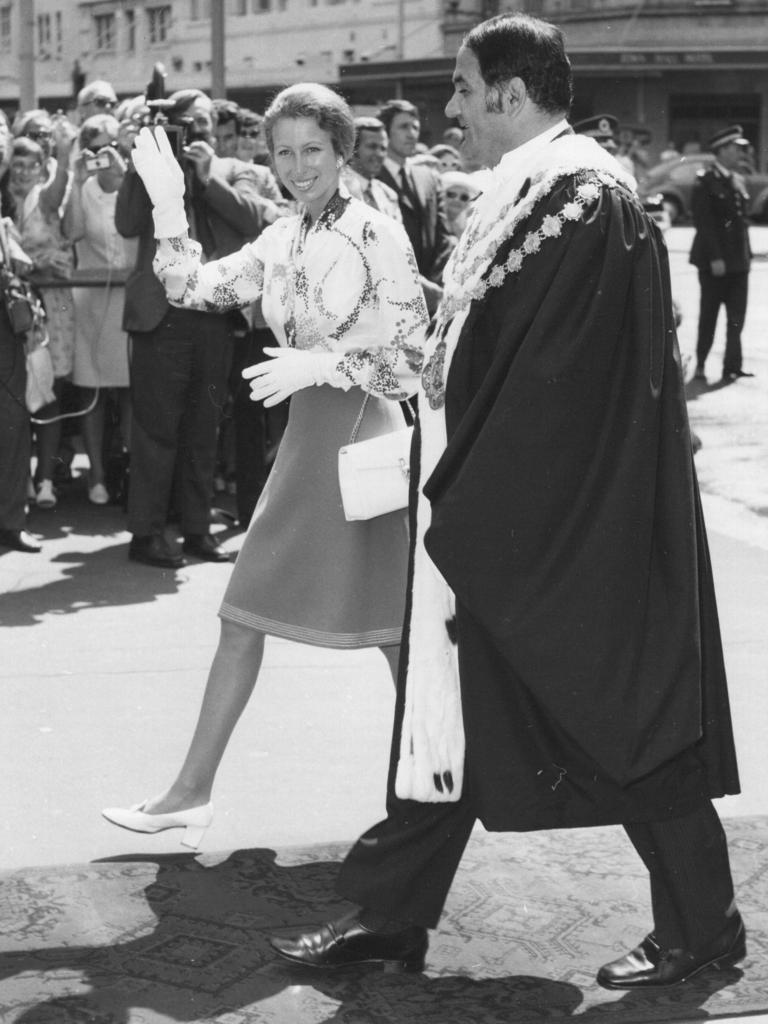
263, 83, 355, 160
11, 136, 44, 163
79, 114, 120, 150
12, 109, 52, 139
166, 89, 216, 126
429, 143, 460, 160
464, 13, 573, 117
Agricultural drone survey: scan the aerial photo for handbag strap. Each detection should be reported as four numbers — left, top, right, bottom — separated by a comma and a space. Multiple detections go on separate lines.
349, 392, 370, 444
352, 389, 417, 442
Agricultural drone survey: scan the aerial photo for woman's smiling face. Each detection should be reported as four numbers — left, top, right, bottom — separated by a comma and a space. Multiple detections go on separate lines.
9, 154, 43, 197
271, 116, 340, 221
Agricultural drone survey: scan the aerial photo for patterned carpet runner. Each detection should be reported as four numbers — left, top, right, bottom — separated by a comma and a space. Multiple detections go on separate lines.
1, 817, 766, 1023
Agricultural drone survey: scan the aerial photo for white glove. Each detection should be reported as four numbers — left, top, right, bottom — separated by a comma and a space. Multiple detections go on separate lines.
243, 347, 341, 407
131, 126, 188, 239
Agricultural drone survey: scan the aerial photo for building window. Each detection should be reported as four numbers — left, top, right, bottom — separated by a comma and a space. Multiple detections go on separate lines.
55, 11, 63, 54
147, 5, 171, 43
38, 12, 51, 52
94, 12, 115, 50
0, 5, 10, 50
125, 9, 136, 49
232, 0, 247, 13
191, 0, 212, 16
253, 0, 271, 10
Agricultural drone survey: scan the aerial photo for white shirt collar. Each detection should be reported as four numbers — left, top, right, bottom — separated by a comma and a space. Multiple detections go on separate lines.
384, 155, 406, 180
493, 120, 570, 178
480, 119, 570, 207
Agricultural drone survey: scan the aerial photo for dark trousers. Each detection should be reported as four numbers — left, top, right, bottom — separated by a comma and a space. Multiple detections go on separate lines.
0, 323, 31, 532
696, 270, 749, 374
128, 307, 233, 537
338, 798, 735, 949
231, 327, 288, 526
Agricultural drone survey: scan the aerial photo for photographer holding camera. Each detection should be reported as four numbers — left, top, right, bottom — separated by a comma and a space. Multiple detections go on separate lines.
116, 87, 284, 568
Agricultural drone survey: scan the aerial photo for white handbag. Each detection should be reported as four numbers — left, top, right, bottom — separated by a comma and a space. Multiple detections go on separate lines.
338, 394, 413, 521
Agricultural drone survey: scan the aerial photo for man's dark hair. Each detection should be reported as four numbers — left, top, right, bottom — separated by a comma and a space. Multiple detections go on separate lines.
212, 98, 240, 129
236, 108, 263, 133
353, 115, 385, 154
377, 99, 419, 133
167, 88, 216, 126
464, 13, 573, 116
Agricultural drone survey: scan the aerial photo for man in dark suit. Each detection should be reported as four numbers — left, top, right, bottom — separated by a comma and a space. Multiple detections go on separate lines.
690, 125, 754, 383
377, 99, 453, 314
117, 90, 283, 567
212, 99, 289, 528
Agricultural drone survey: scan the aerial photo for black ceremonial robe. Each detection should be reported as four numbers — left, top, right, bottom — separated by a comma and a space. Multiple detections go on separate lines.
413, 174, 739, 831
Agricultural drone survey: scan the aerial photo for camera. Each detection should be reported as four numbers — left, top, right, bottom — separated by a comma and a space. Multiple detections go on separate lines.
84, 149, 113, 172
143, 62, 200, 163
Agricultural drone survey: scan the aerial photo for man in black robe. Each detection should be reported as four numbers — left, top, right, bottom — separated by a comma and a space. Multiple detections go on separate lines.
271, 13, 744, 989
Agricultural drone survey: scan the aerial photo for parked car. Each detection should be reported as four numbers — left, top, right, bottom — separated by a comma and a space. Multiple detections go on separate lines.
641, 192, 671, 234
638, 154, 768, 224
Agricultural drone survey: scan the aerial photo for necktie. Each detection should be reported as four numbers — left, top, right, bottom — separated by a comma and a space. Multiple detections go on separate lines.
363, 181, 379, 211
399, 166, 417, 207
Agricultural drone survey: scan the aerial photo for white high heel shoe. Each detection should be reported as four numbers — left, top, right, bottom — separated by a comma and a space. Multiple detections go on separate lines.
101, 800, 213, 850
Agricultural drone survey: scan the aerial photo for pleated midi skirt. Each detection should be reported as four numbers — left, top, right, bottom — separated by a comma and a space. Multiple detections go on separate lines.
220, 384, 410, 648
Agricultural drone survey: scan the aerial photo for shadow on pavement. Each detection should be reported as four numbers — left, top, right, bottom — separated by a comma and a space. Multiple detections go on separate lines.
0, 530, 183, 627
685, 375, 742, 401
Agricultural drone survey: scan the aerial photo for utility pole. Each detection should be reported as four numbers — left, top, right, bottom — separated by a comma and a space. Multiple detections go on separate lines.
394, 0, 405, 98
19, 0, 36, 110
211, 0, 225, 97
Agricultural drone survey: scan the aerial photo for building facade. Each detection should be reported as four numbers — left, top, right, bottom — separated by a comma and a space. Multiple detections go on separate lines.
2, 0, 767, 169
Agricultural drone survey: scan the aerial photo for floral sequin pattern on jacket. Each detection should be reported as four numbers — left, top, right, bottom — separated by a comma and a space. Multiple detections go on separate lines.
154, 191, 427, 399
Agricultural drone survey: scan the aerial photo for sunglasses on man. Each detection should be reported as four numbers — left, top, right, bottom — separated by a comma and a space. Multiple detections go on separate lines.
445, 189, 472, 202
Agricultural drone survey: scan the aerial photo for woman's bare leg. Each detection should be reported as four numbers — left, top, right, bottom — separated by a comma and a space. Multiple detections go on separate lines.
143, 620, 266, 813
379, 644, 401, 688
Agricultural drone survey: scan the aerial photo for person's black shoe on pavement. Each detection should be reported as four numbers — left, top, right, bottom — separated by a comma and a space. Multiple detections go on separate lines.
0, 528, 42, 553
722, 369, 755, 383
129, 534, 185, 569
183, 533, 230, 562
270, 911, 428, 972
597, 910, 746, 989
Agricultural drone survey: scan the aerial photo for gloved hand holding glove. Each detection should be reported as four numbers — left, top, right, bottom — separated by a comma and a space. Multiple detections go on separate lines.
243, 347, 343, 407
131, 126, 188, 239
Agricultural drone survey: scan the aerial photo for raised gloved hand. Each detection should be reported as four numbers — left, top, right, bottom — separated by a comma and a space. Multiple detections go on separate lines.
243, 347, 339, 407
131, 126, 188, 239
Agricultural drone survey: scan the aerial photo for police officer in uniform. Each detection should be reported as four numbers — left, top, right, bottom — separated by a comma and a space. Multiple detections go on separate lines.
690, 125, 754, 383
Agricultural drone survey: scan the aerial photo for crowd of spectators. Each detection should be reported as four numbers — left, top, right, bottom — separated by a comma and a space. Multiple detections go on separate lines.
0, 79, 486, 558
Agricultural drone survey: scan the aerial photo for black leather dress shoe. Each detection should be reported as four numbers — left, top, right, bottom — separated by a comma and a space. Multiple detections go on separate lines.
597, 912, 746, 989
0, 528, 42, 553
722, 369, 755, 382
129, 534, 185, 569
183, 534, 230, 562
270, 915, 428, 972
